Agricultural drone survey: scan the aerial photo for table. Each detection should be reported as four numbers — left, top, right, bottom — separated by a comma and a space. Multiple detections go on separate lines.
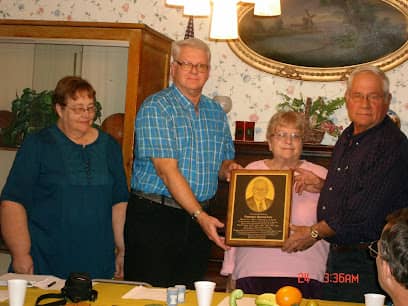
0, 282, 364, 306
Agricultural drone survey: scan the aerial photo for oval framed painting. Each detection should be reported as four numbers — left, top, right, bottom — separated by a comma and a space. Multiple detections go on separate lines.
228, 0, 408, 81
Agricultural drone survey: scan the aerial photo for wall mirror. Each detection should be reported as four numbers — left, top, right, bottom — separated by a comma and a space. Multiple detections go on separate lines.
229, 0, 408, 81
0, 20, 173, 186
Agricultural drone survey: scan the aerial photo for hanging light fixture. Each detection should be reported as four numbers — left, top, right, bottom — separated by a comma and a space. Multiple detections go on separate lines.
184, 0, 211, 16
165, 0, 184, 6
254, 0, 281, 16
165, 0, 282, 40
210, 0, 238, 39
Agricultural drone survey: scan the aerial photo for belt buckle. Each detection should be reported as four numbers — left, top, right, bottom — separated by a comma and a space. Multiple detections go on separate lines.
161, 195, 181, 209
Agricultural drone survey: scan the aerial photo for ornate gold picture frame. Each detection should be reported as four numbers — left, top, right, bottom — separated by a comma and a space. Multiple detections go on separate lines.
228, 0, 408, 81
225, 169, 292, 247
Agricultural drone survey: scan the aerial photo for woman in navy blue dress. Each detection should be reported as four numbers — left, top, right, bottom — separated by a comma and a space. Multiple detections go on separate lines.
0, 76, 128, 279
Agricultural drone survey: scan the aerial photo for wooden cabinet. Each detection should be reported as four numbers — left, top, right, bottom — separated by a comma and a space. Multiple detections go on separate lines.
205, 141, 333, 291
0, 20, 173, 186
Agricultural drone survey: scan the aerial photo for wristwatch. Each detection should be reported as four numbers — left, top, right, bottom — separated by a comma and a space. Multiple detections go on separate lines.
191, 208, 203, 220
310, 226, 321, 240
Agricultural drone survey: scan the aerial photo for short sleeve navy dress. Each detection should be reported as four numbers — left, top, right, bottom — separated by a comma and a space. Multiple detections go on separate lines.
0, 124, 129, 279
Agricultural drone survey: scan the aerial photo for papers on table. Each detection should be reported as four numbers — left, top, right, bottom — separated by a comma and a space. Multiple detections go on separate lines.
217, 296, 256, 306
122, 286, 167, 301
0, 273, 65, 290
0, 290, 8, 302
121, 286, 257, 305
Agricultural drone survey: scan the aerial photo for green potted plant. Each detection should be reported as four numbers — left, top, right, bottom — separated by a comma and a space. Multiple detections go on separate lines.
276, 92, 345, 142
2, 88, 102, 146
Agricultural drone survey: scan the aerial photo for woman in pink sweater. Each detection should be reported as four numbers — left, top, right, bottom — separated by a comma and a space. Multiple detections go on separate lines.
221, 111, 329, 298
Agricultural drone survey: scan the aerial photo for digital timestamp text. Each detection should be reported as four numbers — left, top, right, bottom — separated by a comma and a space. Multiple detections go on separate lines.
298, 272, 359, 284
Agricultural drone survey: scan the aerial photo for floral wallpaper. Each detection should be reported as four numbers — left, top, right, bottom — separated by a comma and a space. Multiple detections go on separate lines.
1, 0, 408, 144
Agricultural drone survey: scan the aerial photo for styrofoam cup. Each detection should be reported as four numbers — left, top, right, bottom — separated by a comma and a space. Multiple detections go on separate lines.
194, 281, 216, 306
364, 293, 386, 306
8, 279, 28, 306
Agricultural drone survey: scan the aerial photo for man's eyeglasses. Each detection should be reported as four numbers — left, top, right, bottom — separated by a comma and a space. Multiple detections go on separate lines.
271, 132, 302, 142
65, 105, 97, 115
349, 92, 384, 103
174, 60, 209, 73
368, 241, 379, 258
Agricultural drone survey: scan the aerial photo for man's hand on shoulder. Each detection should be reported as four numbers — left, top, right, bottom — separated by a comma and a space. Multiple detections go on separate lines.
293, 167, 325, 195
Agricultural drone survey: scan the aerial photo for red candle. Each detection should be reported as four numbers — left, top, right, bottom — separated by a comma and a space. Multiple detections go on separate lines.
235, 121, 255, 141
235, 121, 245, 140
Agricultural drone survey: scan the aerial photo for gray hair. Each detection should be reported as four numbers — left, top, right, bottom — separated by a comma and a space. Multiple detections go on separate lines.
380, 208, 408, 289
171, 38, 211, 63
346, 65, 390, 96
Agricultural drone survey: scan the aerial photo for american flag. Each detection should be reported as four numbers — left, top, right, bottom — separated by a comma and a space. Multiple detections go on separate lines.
184, 16, 195, 39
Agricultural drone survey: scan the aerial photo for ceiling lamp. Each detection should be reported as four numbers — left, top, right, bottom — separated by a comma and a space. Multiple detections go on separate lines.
254, 0, 281, 16
165, 0, 282, 40
210, 0, 238, 39
165, 0, 184, 6
184, 0, 211, 16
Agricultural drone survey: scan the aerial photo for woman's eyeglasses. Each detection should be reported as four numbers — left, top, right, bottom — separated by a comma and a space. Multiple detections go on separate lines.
66, 105, 97, 115
368, 241, 379, 258
271, 132, 302, 142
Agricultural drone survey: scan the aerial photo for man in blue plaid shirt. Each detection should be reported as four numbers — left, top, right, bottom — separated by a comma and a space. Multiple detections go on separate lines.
124, 38, 241, 288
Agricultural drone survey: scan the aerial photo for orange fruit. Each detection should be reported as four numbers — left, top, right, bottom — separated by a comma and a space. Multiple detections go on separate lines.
275, 286, 302, 306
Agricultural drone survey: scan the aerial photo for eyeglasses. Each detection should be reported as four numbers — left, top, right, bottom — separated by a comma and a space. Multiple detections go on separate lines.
349, 92, 384, 103
65, 105, 97, 115
368, 241, 379, 258
174, 60, 209, 73
271, 132, 302, 142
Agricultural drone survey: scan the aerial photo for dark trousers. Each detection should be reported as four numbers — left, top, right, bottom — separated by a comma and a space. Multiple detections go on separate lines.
124, 193, 211, 289
236, 277, 323, 299
322, 246, 388, 303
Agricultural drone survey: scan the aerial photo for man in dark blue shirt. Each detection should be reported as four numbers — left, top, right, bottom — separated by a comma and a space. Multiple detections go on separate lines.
283, 65, 408, 302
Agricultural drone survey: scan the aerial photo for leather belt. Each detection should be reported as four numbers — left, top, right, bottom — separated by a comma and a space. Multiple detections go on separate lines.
132, 190, 210, 210
330, 243, 371, 252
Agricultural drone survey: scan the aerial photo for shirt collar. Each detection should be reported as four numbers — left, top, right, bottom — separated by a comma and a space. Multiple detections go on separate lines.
171, 84, 208, 112
345, 116, 390, 143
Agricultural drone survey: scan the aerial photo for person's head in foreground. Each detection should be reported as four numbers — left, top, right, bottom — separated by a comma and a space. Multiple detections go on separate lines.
345, 65, 391, 135
374, 208, 408, 306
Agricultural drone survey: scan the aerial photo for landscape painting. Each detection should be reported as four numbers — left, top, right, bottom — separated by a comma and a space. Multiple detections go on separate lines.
229, 0, 408, 81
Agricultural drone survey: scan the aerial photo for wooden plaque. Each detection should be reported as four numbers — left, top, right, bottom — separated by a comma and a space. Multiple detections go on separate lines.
225, 169, 293, 246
